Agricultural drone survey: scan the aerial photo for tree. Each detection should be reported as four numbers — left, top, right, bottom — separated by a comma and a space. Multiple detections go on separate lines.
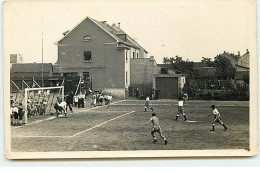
214, 55, 236, 80
201, 57, 214, 67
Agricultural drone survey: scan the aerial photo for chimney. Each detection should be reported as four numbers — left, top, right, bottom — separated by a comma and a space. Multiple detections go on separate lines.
246, 49, 249, 54
112, 23, 116, 27
101, 21, 107, 24
238, 51, 240, 57
118, 22, 121, 28
150, 56, 154, 60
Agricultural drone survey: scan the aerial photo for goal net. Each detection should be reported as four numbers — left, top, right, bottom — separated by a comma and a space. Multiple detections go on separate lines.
23, 86, 64, 124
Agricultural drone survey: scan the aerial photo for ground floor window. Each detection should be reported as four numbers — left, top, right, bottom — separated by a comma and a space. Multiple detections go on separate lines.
83, 72, 90, 81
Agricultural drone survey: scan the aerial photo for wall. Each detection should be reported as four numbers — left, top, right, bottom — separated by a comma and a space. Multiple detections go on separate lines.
130, 58, 160, 96
139, 48, 147, 58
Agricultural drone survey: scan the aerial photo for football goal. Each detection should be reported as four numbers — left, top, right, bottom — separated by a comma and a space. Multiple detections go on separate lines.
23, 86, 64, 124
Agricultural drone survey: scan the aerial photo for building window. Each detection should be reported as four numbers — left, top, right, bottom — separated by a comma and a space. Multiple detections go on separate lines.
84, 51, 92, 62
83, 72, 90, 81
133, 52, 135, 59
83, 35, 92, 41
137, 52, 139, 58
126, 71, 128, 84
126, 51, 128, 63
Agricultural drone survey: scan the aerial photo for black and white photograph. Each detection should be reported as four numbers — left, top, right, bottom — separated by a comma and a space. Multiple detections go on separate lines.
3, 0, 257, 159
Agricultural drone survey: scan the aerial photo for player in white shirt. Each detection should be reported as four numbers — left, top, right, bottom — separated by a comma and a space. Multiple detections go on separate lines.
144, 96, 153, 112
146, 113, 167, 145
208, 105, 227, 131
175, 97, 187, 121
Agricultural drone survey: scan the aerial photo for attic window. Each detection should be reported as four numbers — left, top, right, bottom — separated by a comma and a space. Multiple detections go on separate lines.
83, 35, 92, 41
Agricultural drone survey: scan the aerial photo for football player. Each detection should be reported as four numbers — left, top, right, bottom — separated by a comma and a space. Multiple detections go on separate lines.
175, 96, 187, 121
144, 96, 153, 112
145, 113, 167, 145
208, 105, 228, 131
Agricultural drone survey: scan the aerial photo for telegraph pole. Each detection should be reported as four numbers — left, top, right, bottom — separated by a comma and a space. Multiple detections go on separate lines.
41, 16, 44, 87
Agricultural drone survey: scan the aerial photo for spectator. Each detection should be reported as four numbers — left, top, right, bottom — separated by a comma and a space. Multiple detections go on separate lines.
11, 103, 19, 126
65, 93, 73, 113
18, 103, 24, 125
74, 95, 79, 107
136, 88, 140, 99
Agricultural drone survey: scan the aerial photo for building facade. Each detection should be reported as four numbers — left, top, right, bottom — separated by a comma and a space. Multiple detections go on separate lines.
55, 17, 148, 98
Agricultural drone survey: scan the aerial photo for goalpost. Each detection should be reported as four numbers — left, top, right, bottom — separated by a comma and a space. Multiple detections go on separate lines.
24, 86, 64, 124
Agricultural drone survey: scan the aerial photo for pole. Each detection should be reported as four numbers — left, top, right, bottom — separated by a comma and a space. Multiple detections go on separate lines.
24, 88, 28, 124
41, 16, 44, 87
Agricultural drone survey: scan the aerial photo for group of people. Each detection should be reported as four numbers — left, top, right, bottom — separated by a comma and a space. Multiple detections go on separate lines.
53, 90, 113, 118
27, 99, 48, 118
144, 92, 228, 145
91, 92, 112, 108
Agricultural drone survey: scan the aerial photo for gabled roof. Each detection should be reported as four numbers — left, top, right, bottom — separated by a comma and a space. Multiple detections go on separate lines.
55, 16, 148, 53
11, 63, 53, 73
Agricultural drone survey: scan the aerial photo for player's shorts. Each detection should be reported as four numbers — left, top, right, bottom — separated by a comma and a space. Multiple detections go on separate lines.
212, 117, 223, 124
152, 126, 162, 133
13, 112, 18, 119
177, 106, 184, 114
145, 102, 149, 107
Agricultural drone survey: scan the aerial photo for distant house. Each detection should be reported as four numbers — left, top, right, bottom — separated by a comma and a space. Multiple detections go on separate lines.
10, 54, 23, 64
220, 50, 250, 84
131, 58, 185, 99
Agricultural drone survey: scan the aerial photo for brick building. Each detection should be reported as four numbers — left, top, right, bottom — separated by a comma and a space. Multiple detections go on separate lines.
55, 16, 148, 98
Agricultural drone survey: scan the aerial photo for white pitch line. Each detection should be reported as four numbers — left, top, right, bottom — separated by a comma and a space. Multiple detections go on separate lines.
15, 135, 71, 138
16, 110, 135, 138
114, 104, 174, 106
71, 111, 135, 137
72, 100, 125, 114
11, 100, 125, 130
11, 117, 56, 130
187, 120, 203, 123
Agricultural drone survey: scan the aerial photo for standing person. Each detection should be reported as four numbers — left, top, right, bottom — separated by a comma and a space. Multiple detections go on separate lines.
106, 94, 112, 108
78, 93, 85, 108
152, 88, 156, 100
11, 104, 19, 126
18, 103, 24, 126
183, 93, 188, 107
145, 113, 168, 145
74, 95, 79, 107
42, 99, 47, 115
10, 96, 14, 107
136, 88, 140, 99
65, 94, 73, 113
91, 94, 97, 107
208, 105, 228, 131
175, 97, 187, 121
144, 96, 153, 112
155, 89, 159, 100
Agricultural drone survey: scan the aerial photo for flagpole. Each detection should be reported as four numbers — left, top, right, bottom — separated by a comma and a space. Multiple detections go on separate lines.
41, 16, 44, 87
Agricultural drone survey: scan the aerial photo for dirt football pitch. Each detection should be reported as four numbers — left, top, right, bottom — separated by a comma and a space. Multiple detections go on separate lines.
11, 99, 249, 152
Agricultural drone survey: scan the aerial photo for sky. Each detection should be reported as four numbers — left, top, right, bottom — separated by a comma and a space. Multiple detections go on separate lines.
3, 0, 255, 64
